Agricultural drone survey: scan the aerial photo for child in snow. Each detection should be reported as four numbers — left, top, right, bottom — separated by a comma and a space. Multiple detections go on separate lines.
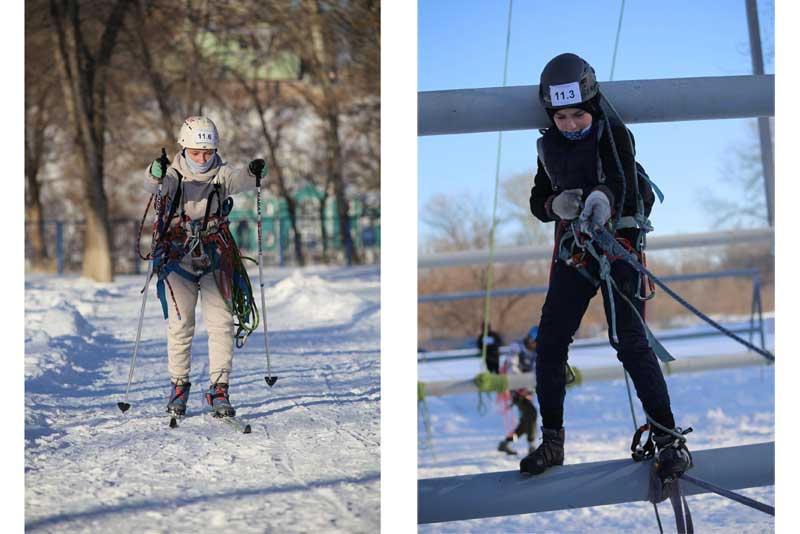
497, 326, 539, 456
521, 54, 691, 478
143, 116, 268, 418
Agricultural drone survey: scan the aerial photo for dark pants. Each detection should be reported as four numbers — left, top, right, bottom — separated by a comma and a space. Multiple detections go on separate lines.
486, 351, 500, 374
511, 391, 538, 442
535, 256, 676, 431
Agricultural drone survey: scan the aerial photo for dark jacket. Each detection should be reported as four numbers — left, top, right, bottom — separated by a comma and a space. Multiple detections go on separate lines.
529, 115, 654, 232
477, 329, 504, 373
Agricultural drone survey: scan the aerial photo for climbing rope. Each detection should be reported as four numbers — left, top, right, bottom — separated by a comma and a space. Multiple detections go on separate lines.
479, 0, 514, 370
606, 0, 643, 436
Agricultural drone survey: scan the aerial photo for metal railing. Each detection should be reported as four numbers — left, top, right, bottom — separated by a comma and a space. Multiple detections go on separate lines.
25, 215, 381, 275
418, 268, 767, 362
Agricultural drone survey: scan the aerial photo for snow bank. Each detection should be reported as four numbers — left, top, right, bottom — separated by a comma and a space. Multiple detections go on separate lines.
267, 270, 370, 330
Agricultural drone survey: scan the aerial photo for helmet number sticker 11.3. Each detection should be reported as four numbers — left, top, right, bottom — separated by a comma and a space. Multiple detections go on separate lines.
549, 82, 582, 106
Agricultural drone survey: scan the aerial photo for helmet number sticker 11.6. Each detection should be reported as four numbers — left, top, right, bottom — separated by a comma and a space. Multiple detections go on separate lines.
195, 131, 217, 144
549, 82, 582, 106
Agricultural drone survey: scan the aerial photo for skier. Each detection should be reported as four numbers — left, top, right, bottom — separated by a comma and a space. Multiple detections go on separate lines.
497, 326, 539, 456
476, 322, 503, 374
520, 54, 691, 478
143, 116, 268, 419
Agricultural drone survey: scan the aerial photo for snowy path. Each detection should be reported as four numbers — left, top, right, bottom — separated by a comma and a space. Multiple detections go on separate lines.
418, 328, 775, 532
25, 266, 380, 533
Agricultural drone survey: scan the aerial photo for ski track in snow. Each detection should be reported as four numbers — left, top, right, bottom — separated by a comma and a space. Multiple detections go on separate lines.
25, 266, 380, 533
418, 324, 775, 533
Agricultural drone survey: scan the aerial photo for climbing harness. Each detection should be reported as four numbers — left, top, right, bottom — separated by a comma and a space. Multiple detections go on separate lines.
136, 169, 260, 349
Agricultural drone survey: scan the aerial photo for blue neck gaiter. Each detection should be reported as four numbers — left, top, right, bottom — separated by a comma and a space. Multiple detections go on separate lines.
183, 150, 219, 174
560, 123, 593, 141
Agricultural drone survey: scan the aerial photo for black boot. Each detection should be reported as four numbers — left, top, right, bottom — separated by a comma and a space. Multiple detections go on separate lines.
653, 432, 692, 479
520, 427, 564, 475
498, 437, 517, 455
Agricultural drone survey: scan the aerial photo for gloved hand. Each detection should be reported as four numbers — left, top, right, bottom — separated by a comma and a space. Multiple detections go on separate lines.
149, 155, 169, 180
550, 188, 583, 220
579, 190, 612, 234
249, 158, 268, 179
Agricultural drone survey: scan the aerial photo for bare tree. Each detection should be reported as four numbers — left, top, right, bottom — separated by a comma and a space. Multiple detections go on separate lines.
49, 0, 132, 282
25, 6, 60, 267
501, 171, 551, 246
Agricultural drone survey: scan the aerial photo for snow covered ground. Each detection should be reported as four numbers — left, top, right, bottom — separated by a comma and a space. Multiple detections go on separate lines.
25, 266, 380, 533
418, 319, 775, 533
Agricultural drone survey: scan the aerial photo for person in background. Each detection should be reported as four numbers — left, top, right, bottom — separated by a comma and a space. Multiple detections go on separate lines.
498, 326, 539, 455
476, 322, 503, 374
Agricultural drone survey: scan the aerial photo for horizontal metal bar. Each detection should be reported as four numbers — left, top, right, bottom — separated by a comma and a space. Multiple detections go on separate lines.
417, 327, 759, 363
420, 352, 769, 397
419, 75, 774, 136
418, 228, 773, 269
418, 269, 760, 303
418, 442, 774, 523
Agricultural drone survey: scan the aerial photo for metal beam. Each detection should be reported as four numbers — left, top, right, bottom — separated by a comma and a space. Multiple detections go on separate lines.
418, 327, 760, 363
418, 442, 774, 523
420, 352, 769, 397
745, 0, 775, 226
418, 75, 774, 136
419, 269, 759, 303
418, 227, 774, 269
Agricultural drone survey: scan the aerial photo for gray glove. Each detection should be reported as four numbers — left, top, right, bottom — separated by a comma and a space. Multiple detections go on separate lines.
550, 188, 583, 220
579, 190, 611, 234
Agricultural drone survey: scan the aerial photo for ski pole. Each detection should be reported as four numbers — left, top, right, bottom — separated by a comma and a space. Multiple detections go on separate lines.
254, 161, 277, 387
118, 148, 169, 413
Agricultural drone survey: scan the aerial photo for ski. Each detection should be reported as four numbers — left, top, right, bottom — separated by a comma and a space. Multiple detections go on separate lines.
169, 415, 181, 429
207, 412, 251, 434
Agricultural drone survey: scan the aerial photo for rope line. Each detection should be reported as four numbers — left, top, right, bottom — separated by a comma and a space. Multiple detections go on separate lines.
480, 0, 514, 369
609, 0, 627, 81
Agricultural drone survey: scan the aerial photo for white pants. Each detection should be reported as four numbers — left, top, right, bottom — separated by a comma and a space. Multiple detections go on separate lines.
166, 256, 234, 385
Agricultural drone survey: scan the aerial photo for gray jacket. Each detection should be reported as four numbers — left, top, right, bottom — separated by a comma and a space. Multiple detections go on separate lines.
143, 151, 258, 223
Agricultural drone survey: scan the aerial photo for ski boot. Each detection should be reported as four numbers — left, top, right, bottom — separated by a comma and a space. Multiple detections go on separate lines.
206, 383, 236, 417
498, 437, 517, 455
166, 380, 191, 416
654, 431, 693, 480
649, 429, 693, 503
520, 427, 564, 475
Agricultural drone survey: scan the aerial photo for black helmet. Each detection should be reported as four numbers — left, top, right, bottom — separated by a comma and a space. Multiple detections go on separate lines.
539, 53, 598, 110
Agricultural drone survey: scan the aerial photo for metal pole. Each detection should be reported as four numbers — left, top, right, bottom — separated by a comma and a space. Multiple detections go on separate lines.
56, 221, 64, 275
745, 0, 775, 226
418, 75, 774, 136
255, 167, 277, 387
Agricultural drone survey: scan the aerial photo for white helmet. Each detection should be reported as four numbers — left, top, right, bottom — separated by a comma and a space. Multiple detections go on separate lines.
178, 116, 219, 150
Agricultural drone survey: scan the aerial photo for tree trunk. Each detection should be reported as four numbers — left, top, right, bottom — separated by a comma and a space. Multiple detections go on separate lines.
325, 112, 360, 264
49, 0, 130, 282
81, 150, 114, 281
268, 152, 305, 266
248, 82, 306, 265
133, 0, 176, 142
318, 184, 330, 263
24, 167, 49, 264
24, 130, 49, 263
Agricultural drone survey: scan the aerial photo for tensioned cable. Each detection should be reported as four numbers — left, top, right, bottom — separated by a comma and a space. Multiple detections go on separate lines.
609, 0, 627, 82
606, 0, 640, 434
480, 0, 514, 369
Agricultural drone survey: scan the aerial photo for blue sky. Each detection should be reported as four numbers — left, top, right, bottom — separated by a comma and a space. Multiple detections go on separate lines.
418, 0, 774, 246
